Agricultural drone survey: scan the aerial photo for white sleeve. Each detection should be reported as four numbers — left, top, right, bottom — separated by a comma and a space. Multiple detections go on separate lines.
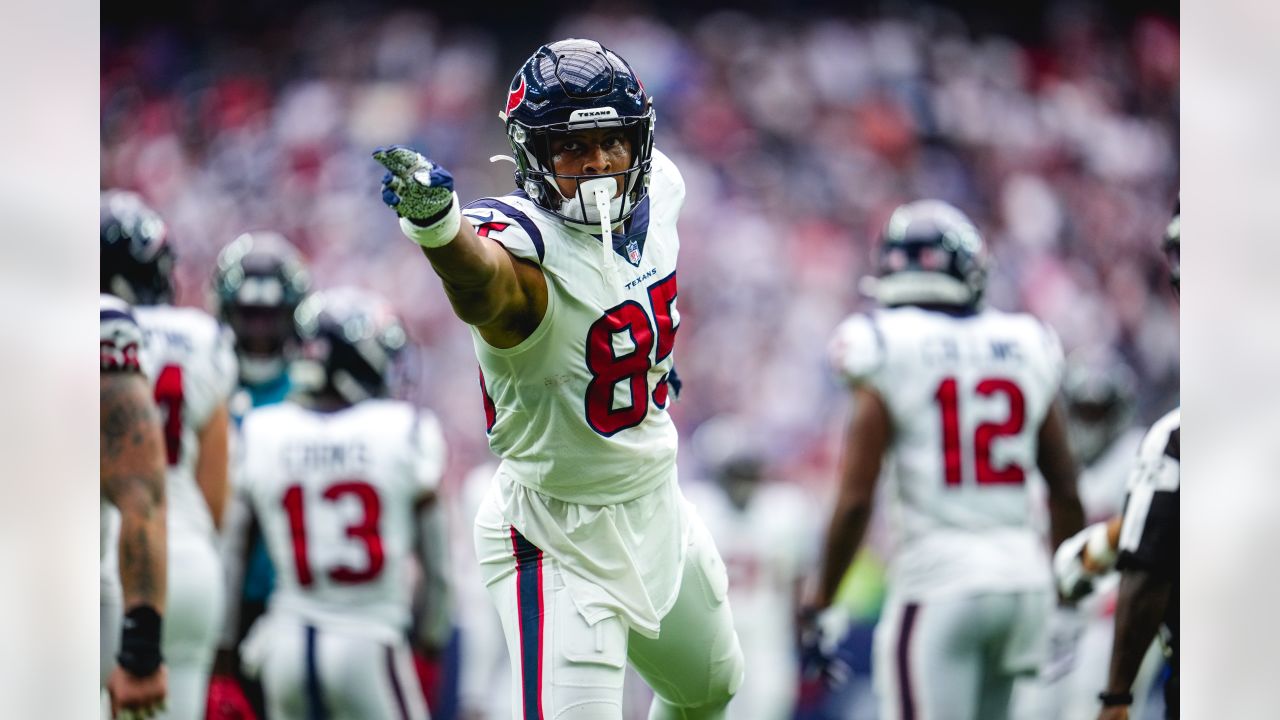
1037, 319, 1066, 390
827, 314, 886, 386
409, 410, 447, 497
100, 295, 145, 374
462, 198, 545, 264
649, 149, 686, 221
188, 319, 239, 428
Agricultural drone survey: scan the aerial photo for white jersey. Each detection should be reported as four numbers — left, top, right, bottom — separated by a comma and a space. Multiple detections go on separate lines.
829, 306, 1065, 599
462, 149, 683, 506
461, 149, 688, 637
237, 400, 446, 639
134, 305, 238, 540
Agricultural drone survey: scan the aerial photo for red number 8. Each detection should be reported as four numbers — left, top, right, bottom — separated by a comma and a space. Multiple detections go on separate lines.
583, 273, 678, 436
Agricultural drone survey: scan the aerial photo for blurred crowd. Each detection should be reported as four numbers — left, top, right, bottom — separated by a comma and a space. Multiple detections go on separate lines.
101, 4, 1179, 492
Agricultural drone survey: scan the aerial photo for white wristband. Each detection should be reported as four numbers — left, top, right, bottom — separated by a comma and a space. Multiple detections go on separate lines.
1085, 521, 1117, 570
398, 192, 461, 248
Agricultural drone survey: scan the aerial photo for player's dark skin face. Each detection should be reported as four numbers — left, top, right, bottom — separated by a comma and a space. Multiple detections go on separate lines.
549, 127, 633, 201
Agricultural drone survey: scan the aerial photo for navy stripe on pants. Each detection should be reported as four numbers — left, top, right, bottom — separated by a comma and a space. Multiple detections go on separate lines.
511, 527, 544, 720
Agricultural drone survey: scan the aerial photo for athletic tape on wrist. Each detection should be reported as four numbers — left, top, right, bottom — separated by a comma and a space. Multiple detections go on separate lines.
399, 192, 461, 248
118, 605, 164, 677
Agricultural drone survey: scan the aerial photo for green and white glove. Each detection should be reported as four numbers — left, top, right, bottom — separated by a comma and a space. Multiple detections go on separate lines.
373, 145, 461, 247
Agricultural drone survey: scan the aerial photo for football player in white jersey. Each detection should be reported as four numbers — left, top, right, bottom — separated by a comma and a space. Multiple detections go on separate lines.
232, 287, 448, 720
1056, 202, 1179, 720
374, 38, 743, 720
808, 200, 1086, 720
1021, 349, 1163, 720
683, 415, 818, 720
101, 294, 169, 719
102, 191, 239, 719
210, 231, 313, 718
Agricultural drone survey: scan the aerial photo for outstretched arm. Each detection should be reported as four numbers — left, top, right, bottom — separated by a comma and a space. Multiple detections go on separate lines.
375, 146, 546, 347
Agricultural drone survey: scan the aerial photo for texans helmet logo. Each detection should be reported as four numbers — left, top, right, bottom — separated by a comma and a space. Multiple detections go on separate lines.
506, 76, 527, 116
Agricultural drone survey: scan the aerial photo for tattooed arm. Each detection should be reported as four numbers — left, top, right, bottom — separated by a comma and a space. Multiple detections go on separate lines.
100, 371, 168, 611
101, 370, 169, 716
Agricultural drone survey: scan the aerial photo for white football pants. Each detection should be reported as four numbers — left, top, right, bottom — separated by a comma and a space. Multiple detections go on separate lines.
155, 531, 225, 720
475, 506, 745, 720
874, 589, 1051, 720
244, 615, 431, 720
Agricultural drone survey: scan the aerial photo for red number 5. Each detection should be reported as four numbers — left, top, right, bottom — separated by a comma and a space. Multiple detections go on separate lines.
584, 272, 677, 436
935, 377, 1027, 487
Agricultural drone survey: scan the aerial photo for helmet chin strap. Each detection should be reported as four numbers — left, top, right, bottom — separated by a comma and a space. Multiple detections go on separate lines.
579, 177, 621, 290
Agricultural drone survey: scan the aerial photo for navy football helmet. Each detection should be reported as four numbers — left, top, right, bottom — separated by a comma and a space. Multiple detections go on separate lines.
1062, 347, 1138, 466
212, 232, 312, 385
1163, 198, 1179, 293
868, 200, 989, 309
501, 38, 655, 226
101, 190, 175, 305
291, 287, 407, 405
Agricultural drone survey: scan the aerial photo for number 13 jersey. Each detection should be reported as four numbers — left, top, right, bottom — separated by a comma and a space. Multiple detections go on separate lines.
237, 400, 446, 637
462, 149, 684, 507
828, 306, 1065, 599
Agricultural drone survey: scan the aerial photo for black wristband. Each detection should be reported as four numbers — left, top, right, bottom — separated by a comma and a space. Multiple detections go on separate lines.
1098, 691, 1134, 707
118, 605, 164, 677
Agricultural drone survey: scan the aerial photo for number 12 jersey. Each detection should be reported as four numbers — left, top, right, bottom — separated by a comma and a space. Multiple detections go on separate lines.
829, 306, 1065, 599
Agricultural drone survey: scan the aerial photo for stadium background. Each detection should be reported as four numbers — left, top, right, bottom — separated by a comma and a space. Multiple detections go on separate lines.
100, 0, 1178, 716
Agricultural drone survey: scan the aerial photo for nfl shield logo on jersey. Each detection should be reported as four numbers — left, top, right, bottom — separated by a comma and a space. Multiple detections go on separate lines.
626, 238, 642, 266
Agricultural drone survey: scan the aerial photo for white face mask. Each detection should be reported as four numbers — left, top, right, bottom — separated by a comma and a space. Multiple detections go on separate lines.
239, 354, 286, 385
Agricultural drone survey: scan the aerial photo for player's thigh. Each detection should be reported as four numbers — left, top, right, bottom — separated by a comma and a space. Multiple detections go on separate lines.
319, 632, 430, 720
997, 589, 1052, 677
874, 596, 982, 720
478, 516, 628, 719
152, 534, 224, 719
251, 620, 315, 720
627, 517, 744, 709
162, 532, 225, 665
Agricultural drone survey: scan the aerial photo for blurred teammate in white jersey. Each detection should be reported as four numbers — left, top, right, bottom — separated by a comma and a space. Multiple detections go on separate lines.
684, 415, 818, 720
234, 287, 449, 719
374, 38, 743, 720
100, 293, 170, 719
1021, 349, 1162, 720
210, 231, 313, 718
102, 191, 238, 719
1055, 202, 1180, 720
807, 200, 1086, 720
